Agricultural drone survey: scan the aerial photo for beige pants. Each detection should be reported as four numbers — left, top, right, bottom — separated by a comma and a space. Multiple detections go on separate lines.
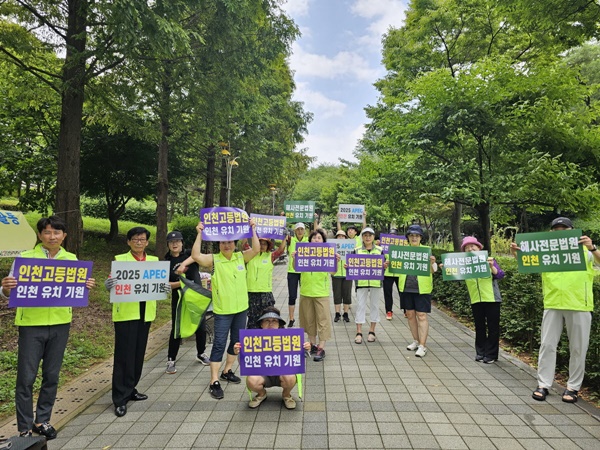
299, 295, 332, 342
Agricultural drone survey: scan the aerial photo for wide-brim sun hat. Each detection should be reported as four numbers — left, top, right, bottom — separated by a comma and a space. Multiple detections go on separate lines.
257, 311, 286, 328
461, 236, 483, 252
336, 230, 347, 237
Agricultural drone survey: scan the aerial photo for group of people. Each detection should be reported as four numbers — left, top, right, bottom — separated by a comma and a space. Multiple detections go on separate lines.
0, 212, 596, 441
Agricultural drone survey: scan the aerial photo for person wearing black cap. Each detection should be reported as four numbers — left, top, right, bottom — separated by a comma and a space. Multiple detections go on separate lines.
511, 217, 600, 403
398, 224, 437, 358
233, 307, 311, 409
164, 231, 210, 374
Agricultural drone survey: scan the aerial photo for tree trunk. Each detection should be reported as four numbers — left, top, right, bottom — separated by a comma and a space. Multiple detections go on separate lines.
107, 210, 119, 241
451, 201, 462, 251
156, 71, 172, 259
476, 202, 492, 251
55, 0, 88, 255
204, 144, 216, 209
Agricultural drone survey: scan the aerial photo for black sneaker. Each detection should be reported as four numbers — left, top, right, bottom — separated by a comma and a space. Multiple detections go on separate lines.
334, 313, 341, 322
32, 422, 57, 440
475, 355, 484, 362
342, 312, 349, 323
209, 381, 224, 399
483, 357, 497, 364
220, 369, 241, 384
313, 347, 326, 362
287, 319, 295, 327
19, 431, 32, 437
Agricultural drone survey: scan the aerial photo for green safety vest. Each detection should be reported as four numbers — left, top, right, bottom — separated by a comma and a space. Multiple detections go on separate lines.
356, 245, 384, 288
213, 251, 249, 314
384, 253, 399, 278
465, 276, 496, 304
397, 245, 434, 294
246, 252, 274, 292
541, 250, 594, 311
15, 244, 77, 326
112, 252, 158, 322
300, 272, 330, 297
287, 235, 308, 273
174, 275, 212, 339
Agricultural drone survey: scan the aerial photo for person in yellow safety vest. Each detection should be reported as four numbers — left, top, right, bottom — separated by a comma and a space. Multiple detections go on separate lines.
191, 218, 260, 400
337, 211, 367, 250
105, 226, 170, 418
511, 217, 600, 404
1, 215, 96, 440
286, 222, 309, 327
399, 224, 437, 358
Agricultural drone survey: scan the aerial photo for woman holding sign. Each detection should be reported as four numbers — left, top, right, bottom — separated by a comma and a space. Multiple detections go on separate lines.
398, 224, 437, 358
460, 237, 504, 364
191, 219, 260, 400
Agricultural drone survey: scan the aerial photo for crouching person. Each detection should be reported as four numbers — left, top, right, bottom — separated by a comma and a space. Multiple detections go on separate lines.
233, 307, 310, 410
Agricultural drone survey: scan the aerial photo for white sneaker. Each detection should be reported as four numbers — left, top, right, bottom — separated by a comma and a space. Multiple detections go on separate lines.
415, 345, 428, 357
407, 340, 419, 351
165, 360, 177, 374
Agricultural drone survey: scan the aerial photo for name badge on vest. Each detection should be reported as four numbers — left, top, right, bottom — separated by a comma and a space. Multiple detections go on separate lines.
237, 265, 244, 271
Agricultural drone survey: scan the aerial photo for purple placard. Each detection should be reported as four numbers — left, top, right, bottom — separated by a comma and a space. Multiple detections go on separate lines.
379, 234, 408, 253
251, 214, 287, 240
294, 242, 337, 272
345, 254, 385, 280
9, 258, 92, 307
239, 328, 305, 376
199, 207, 252, 241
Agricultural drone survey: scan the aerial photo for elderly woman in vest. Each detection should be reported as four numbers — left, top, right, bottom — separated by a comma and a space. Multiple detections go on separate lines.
460, 236, 504, 364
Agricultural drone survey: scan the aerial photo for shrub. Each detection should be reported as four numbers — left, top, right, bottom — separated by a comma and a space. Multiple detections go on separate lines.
81, 197, 156, 225
169, 215, 200, 249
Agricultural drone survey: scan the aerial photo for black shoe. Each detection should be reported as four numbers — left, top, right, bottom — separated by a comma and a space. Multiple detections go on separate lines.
220, 370, 241, 384
209, 381, 224, 399
287, 319, 295, 327
342, 313, 349, 323
32, 422, 57, 440
334, 313, 341, 322
475, 355, 484, 362
19, 431, 32, 437
313, 347, 326, 362
130, 392, 148, 401
115, 405, 127, 417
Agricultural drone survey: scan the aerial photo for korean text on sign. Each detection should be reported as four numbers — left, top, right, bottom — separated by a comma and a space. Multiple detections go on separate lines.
9, 258, 93, 308
239, 328, 305, 376
345, 254, 385, 281
515, 229, 586, 274
251, 213, 287, 240
294, 243, 337, 273
379, 233, 407, 254
283, 201, 315, 223
199, 207, 252, 241
109, 261, 170, 303
441, 251, 490, 281
338, 204, 365, 223
388, 245, 432, 276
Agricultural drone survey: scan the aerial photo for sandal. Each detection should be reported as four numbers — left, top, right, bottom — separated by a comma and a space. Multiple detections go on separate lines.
532, 387, 549, 401
354, 333, 363, 344
562, 389, 578, 403
367, 332, 376, 342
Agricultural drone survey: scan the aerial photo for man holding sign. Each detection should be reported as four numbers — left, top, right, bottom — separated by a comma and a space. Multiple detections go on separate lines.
1, 216, 96, 439
105, 227, 170, 417
511, 217, 600, 404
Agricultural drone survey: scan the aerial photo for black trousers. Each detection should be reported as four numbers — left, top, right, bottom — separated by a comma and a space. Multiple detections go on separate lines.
383, 276, 400, 313
168, 288, 207, 360
112, 304, 151, 407
16, 324, 70, 432
471, 302, 501, 359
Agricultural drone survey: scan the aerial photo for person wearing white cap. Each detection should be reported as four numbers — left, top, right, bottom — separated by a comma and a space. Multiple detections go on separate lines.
352, 227, 385, 344
286, 222, 308, 327
511, 217, 600, 403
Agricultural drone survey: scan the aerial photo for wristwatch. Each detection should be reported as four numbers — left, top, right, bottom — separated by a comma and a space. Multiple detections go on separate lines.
590, 246, 598, 252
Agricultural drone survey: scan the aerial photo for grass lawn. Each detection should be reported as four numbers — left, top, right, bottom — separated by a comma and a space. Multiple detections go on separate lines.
0, 212, 171, 420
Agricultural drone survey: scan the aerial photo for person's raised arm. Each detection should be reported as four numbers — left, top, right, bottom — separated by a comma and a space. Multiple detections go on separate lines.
336, 212, 342, 232
362, 210, 367, 229
243, 218, 260, 263
191, 222, 214, 269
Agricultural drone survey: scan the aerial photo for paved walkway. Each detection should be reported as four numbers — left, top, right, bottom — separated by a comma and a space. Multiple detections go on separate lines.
16, 264, 600, 448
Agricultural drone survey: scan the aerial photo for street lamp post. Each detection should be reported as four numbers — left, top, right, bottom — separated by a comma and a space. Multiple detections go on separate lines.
220, 141, 239, 207
268, 184, 277, 216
